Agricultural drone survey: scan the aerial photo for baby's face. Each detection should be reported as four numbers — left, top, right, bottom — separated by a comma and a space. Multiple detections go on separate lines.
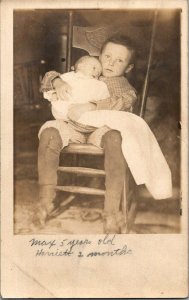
78, 58, 102, 79
99, 42, 132, 77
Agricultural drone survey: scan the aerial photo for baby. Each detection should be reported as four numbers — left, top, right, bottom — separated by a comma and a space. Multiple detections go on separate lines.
43, 56, 110, 120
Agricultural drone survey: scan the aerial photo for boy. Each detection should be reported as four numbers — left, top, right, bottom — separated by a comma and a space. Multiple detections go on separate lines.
38, 35, 137, 233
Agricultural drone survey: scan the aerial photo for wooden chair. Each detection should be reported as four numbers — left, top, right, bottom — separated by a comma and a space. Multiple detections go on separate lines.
54, 10, 158, 233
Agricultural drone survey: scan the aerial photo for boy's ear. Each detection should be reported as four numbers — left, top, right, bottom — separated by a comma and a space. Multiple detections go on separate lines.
125, 64, 134, 74
71, 66, 75, 71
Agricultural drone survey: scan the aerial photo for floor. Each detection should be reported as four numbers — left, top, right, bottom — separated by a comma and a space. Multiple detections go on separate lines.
14, 104, 181, 235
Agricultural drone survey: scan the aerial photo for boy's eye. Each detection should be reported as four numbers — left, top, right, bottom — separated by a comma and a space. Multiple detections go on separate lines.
105, 54, 110, 58
117, 59, 123, 63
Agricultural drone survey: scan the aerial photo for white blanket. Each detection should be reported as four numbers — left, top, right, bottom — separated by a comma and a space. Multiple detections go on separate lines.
78, 111, 172, 200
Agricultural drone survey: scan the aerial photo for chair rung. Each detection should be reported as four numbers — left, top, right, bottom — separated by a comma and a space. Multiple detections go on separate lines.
56, 185, 105, 196
62, 144, 104, 155
58, 166, 105, 176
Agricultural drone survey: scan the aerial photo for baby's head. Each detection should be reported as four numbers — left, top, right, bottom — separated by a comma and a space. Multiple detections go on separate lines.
74, 56, 102, 79
99, 35, 136, 77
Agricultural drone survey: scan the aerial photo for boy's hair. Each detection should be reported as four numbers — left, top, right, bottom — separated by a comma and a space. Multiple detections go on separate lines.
101, 35, 136, 64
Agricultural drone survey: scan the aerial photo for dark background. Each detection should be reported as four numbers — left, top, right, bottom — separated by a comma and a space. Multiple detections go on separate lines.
14, 9, 181, 234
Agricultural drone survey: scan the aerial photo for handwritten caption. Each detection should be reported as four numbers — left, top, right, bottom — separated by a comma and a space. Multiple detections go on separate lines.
29, 235, 132, 258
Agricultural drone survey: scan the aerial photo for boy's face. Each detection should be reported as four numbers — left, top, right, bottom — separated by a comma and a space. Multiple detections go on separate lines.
99, 42, 133, 77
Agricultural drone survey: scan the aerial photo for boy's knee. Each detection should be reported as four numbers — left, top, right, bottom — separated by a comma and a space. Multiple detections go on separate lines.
102, 130, 122, 148
39, 128, 63, 150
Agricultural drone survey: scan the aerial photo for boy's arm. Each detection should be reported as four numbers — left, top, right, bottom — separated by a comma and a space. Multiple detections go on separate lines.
67, 89, 137, 122
90, 89, 137, 111
40, 71, 72, 101
67, 103, 96, 121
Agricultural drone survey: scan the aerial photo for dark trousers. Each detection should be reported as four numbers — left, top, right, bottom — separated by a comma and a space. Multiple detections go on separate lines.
38, 127, 126, 214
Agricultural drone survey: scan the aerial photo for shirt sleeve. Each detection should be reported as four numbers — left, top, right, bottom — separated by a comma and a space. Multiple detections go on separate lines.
40, 71, 62, 92
90, 89, 137, 112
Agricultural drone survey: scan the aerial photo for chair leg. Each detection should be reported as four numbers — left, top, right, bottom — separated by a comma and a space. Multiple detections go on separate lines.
71, 154, 78, 185
50, 194, 76, 218
122, 176, 129, 234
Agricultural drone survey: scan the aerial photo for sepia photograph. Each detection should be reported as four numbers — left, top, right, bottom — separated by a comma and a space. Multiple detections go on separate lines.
1, 0, 188, 298
14, 8, 182, 235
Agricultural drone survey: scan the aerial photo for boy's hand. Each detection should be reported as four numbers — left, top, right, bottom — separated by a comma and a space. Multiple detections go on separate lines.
50, 92, 58, 101
43, 91, 58, 102
52, 78, 72, 101
67, 103, 96, 121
